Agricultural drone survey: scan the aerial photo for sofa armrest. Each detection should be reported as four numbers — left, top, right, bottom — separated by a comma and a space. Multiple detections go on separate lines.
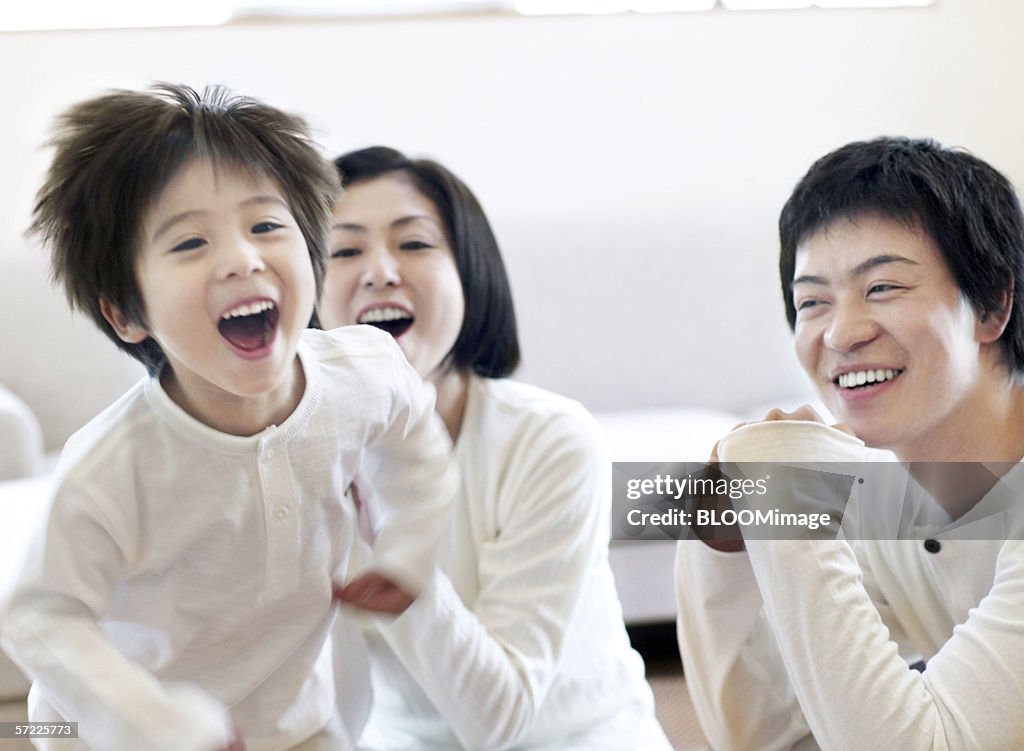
0, 384, 45, 481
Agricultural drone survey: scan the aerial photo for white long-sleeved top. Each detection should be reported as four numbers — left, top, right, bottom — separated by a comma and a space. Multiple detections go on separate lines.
353, 376, 671, 751
0, 325, 456, 751
675, 420, 1024, 751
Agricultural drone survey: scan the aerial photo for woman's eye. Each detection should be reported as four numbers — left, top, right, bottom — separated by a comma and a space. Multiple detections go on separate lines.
171, 237, 205, 253
796, 299, 823, 311
252, 221, 283, 234
399, 240, 431, 251
331, 248, 362, 259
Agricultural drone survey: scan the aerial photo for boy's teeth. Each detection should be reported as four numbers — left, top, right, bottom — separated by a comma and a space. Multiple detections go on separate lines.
359, 307, 412, 324
838, 369, 900, 389
222, 300, 275, 319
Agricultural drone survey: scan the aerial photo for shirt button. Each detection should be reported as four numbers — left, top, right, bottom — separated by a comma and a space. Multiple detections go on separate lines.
263, 450, 274, 462
923, 539, 941, 554
274, 505, 289, 520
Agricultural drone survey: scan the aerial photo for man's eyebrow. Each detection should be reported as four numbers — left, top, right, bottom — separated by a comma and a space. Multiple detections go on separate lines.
851, 254, 919, 277
151, 195, 290, 242
792, 254, 920, 287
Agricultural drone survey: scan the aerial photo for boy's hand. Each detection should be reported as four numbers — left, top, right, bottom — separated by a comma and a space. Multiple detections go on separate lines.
333, 572, 414, 614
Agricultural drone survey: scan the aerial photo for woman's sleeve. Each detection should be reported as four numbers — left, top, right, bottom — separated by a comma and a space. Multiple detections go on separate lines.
354, 337, 458, 597
0, 482, 233, 751
371, 408, 607, 751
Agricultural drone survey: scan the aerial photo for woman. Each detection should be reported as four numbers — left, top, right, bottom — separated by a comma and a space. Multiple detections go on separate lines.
319, 146, 671, 750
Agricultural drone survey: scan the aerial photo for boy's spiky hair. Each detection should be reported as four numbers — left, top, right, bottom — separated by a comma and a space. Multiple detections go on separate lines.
31, 83, 339, 373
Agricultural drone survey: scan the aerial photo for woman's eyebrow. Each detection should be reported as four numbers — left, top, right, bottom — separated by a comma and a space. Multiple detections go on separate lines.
391, 214, 438, 229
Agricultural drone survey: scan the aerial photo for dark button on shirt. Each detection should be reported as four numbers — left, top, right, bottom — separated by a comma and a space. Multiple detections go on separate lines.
923, 538, 942, 554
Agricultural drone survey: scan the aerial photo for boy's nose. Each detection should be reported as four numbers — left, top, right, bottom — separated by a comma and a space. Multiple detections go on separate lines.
220, 238, 266, 278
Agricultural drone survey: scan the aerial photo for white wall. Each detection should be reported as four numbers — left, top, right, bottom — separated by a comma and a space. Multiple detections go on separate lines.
2, 0, 1022, 448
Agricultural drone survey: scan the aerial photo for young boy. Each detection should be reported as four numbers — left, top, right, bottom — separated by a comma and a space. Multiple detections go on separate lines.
676, 137, 1024, 749
0, 84, 456, 751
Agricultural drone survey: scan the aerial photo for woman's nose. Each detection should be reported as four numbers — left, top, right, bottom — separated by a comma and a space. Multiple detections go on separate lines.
361, 249, 401, 288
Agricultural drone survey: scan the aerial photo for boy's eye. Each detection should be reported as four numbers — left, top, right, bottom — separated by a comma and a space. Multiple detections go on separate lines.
331, 248, 362, 259
399, 240, 431, 251
252, 221, 283, 234
171, 237, 206, 253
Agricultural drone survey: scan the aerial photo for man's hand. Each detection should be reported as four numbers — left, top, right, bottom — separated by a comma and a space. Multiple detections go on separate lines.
696, 406, 854, 552
334, 572, 414, 614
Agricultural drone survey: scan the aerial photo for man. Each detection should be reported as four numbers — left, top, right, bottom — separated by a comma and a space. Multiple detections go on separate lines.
676, 137, 1024, 750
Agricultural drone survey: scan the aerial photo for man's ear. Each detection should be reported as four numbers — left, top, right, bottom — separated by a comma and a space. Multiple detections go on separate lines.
99, 297, 148, 344
978, 285, 1014, 344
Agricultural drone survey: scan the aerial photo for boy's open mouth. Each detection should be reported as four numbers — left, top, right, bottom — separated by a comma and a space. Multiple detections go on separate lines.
359, 306, 414, 338
218, 300, 279, 351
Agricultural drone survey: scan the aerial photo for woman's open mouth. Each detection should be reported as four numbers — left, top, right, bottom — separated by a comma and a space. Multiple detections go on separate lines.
218, 299, 279, 352
359, 306, 413, 338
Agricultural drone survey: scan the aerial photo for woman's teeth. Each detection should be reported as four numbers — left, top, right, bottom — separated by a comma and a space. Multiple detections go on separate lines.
358, 307, 412, 324
837, 369, 901, 389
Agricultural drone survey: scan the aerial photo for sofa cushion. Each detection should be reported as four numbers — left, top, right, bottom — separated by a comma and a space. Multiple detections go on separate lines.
0, 385, 44, 482
0, 476, 54, 700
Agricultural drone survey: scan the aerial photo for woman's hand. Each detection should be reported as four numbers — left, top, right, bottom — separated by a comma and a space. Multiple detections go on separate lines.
334, 572, 414, 614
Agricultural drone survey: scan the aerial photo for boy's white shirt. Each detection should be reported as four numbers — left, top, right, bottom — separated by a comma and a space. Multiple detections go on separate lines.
0, 325, 456, 751
676, 420, 1024, 750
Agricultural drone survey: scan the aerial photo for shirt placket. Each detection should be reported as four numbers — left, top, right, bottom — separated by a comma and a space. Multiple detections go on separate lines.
257, 440, 302, 603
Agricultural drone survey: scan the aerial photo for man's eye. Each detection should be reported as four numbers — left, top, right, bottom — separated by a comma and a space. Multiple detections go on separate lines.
868, 284, 902, 295
171, 237, 205, 252
252, 221, 283, 234
331, 248, 362, 259
797, 299, 822, 311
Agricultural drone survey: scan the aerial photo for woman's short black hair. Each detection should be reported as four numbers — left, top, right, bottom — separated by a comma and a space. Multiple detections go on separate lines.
334, 146, 520, 378
779, 136, 1024, 374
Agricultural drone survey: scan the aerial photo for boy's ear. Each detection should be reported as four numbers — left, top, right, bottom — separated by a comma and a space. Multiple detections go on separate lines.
977, 285, 1013, 344
100, 297, 149, 344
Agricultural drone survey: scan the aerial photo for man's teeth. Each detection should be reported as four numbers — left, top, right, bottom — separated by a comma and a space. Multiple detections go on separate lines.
222, 300, 275, 319
837, 369, 901, 389
359, 307, 412, 324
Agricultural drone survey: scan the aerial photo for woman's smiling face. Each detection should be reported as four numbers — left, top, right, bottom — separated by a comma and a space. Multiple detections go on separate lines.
317, 173, 465, 380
